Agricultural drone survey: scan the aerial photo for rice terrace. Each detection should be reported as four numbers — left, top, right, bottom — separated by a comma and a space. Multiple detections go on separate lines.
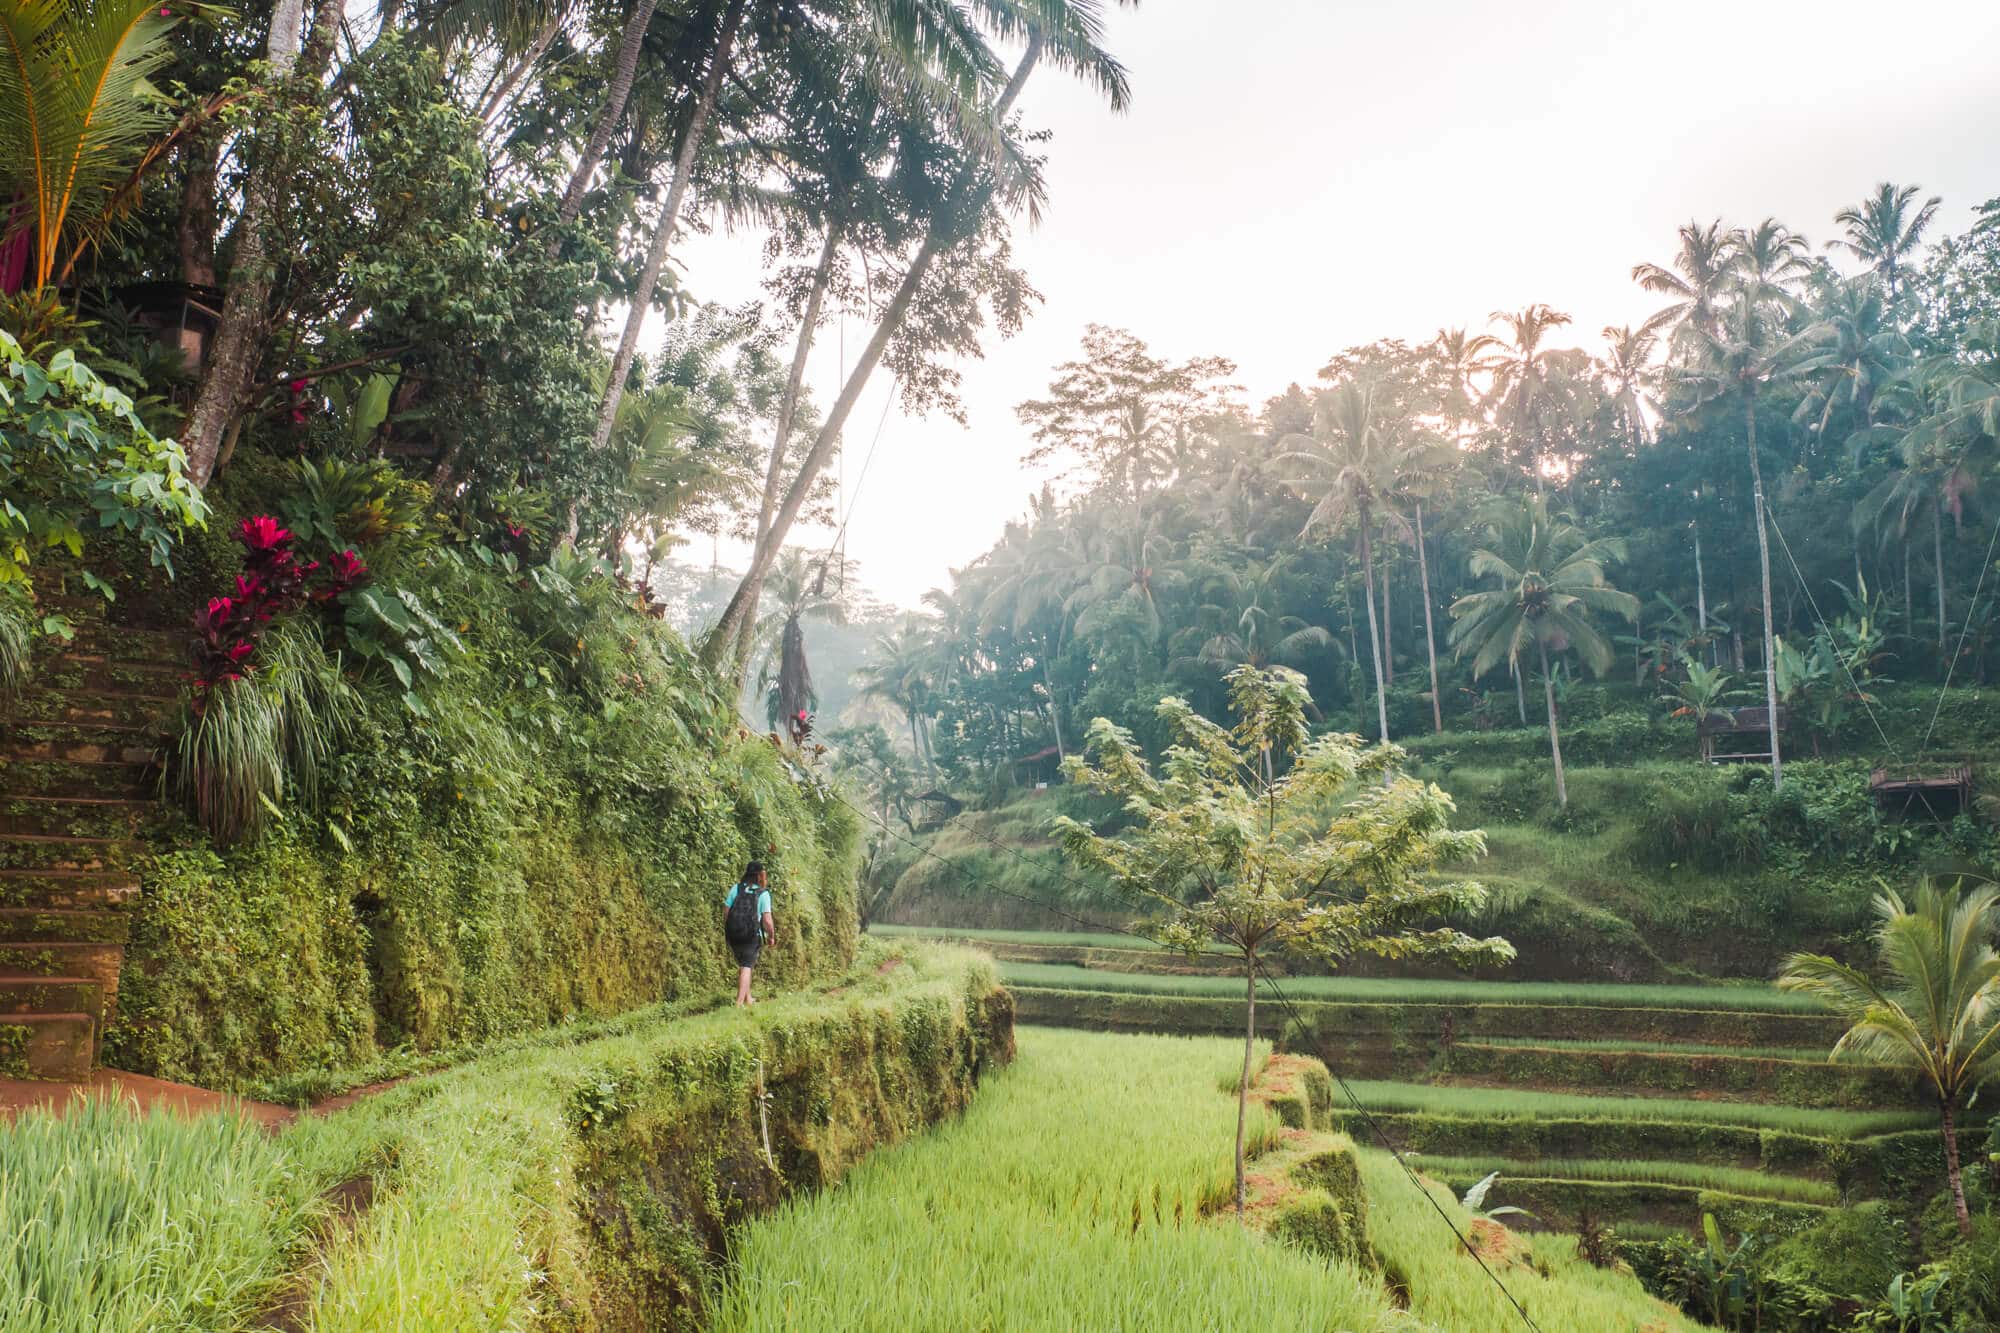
3, 0, 2000, 1330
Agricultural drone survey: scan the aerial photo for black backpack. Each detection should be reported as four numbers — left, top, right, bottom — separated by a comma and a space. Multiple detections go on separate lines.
725, 882, 762, 945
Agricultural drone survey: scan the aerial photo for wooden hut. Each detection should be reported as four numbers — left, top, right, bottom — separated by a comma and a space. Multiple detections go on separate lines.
1869, 759, 1974, 820
1698, 706, 1787, 765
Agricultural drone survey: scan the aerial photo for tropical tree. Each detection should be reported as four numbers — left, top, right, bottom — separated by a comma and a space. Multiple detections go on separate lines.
1601, 323, 1660, 448
1830, 182, 1944, 304
1279, 381, 1407, 743
1448, 496, 1639, 807
1794, 276, 1907, 446
749, 548, 849, 740
1484, 304, 1578, 492
1633, 218, 1739, 361
704, 0, 1136, 672
1672, 221, 1818, 791
1780, 878, 2000, 1238
857, 614, 941, 778
1054, 665, 1512, 1216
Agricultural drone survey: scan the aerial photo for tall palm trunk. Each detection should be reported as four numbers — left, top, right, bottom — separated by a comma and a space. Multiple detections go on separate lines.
1379, 549, 1393, 684
1513, 662, 1526, 724
1234, 965, 1255, 1217
731, 223, 844, 673
1693, 516, 1709, 664
1357, 509, 1389, 744
555, 0, 662, 225
1538, 638, 1567, 807
1416, 502, 1441, 733
1043, 648, 1065, 760
1941, 1097, 1972, 1238
705, 38, 1044, 670
1905, 543, 1915, 641
183, 0, 344, 485
1745, 388, 1783, 792
591, 0, 747, 456
1933, 503, 1948, 657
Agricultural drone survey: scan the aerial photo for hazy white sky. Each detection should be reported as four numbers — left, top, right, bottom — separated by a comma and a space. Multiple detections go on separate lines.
673, 0, 2000, 608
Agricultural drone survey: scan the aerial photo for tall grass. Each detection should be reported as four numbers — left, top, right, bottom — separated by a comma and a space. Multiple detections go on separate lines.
1336, 1079, 1934, 1136
711, 1027, 1398, 1331
170, 620, 362, 842
997, 960, 1825, 1013
0, 588, 31, 692
1356, 1148, 1704, 1331
1402, 1154, 1839, 1205
0, 1098, 317, 1331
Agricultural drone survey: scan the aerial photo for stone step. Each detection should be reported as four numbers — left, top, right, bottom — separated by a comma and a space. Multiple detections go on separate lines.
0, 833, 142, 874
0, 972, 104, 1023
31, 656, 184, 698
0, 1011, 96, 1080
0, 908, 131, 945
0, 942, 123, 1009
3, 758, 159, 800
0, 796, 157, 838
0, 721, 165, 765
0, 870, 142, 911
45, 620, 186, 665
6, 689, 177, 728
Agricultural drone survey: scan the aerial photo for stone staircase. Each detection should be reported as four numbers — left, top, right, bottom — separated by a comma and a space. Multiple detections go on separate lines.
1, 606, 181, 1079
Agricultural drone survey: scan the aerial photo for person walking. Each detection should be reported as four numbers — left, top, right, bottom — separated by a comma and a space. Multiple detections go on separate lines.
724, 860, 774, 1006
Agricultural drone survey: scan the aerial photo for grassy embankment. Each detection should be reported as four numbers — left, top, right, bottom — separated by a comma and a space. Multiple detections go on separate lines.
0, 942, 1005, 1333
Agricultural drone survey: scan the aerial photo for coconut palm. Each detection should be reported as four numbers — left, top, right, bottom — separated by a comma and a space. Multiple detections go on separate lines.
1448, 497, 1639, 807
1484, 304, 1579, 493
1601, 323, 1660, 448
1633, 219, 1738, 361
1279, 381, 1408, 743
1431, 326, 1499, 439
1830, 182, 1944, 304
1780, 878, 2000, 1238
749, 548, 848, 741
857, 614, 941, 778
1672, 225, 1819, 791
1794, 276, 1908, 445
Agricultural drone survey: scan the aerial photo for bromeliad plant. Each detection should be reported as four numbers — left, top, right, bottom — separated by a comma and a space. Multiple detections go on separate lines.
1054, 664, 1513, 1216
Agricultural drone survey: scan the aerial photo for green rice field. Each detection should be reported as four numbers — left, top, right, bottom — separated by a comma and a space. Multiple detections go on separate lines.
1399, 1154, 1841, 1205
716, 1027, 1700, 1332
994, 958, 1828, 1013
1466, 1035, 1832, 1061
1333, 1079, 1933, 1137
868, 922, 1221, 952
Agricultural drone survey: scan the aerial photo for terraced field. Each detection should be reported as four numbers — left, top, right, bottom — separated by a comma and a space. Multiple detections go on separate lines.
872, 925, 1975, 1234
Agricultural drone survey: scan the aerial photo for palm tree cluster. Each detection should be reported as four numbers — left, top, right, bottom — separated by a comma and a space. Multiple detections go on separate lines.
838, 185, 2000, 808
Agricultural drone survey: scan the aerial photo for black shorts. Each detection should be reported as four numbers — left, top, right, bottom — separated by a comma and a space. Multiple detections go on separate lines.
731, 935, 762, 969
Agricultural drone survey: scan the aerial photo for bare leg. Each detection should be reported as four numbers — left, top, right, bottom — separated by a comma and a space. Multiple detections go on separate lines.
737, 966, 754, 1006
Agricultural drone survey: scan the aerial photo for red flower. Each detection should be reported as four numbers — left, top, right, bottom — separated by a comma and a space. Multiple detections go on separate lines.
237, 515, 292, 553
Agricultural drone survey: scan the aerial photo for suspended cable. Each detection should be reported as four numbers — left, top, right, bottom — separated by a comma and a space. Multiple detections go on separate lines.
1763, 501, 1898, 759
1920, 504, 2000, 755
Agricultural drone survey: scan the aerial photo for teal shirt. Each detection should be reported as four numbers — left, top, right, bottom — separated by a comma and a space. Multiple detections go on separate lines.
724, 883, 772, 918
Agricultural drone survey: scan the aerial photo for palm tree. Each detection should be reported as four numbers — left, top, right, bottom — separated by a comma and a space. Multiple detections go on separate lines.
1780, 878, 2000, 1238
1279, 381, 1408, 743
749, 549, 849, 740
857, 614, 941, 779
1672, 222, 1818, 791
1431, 326, 1499, 440
1448, 497, 1638, 807
1192, 565, 1334, 675
1392, 429, 1461, 733
1484, 304, 1577, 493
0, 0, 184, 293
1600, 324, 1660, 448
1830, 182, 1944, 304
1633, 219, 1738, 361
1794, 276, 1907, 446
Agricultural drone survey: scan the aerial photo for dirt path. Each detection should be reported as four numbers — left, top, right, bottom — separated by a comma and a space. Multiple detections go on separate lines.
0, 1069, 292, 1126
